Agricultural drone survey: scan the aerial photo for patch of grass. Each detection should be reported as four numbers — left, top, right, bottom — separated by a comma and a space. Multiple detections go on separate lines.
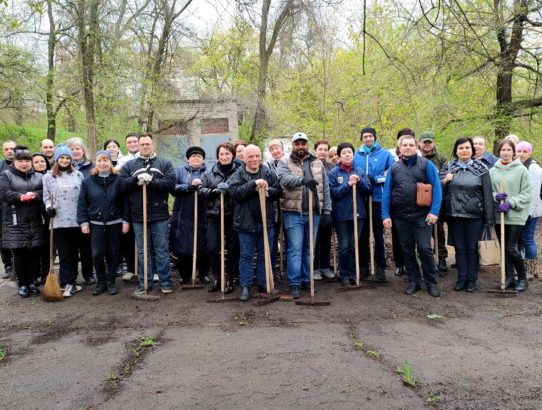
366, 350, 381, 359
105, 370, 118, 381
427, 313, 444, 320
395, 361, 416, 387
426, 394, 443, 405
0, 349, 6, 361
139, 336, 156, 348
352, 339, 364, 351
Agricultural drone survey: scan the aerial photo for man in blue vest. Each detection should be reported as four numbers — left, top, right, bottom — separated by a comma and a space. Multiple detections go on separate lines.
382, 133, 442, 297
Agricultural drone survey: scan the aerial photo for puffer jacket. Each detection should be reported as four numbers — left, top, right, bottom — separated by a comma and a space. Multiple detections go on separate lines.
77, 173, 129, 226
0, 166, 45, 248
199, 161, 240, 217
328, 164, 372, 222
489, 159, 531, 225
353, 143, 394, 203
169, 163, 207, 254
440, 160, 494, 224
119, 155, 175, 223
228, 164, 282, 232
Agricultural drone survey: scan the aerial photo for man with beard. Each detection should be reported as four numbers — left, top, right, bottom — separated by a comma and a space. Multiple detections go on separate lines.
277, 132, 332, 298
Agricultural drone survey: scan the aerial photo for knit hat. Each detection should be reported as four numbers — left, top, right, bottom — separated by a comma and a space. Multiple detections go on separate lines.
292, 132, 308, 142
186, 146, 206, 159
360, 127, 377, 140
95, 150, 111, 160
53, 144, 73, 162
420, 131, 435, 142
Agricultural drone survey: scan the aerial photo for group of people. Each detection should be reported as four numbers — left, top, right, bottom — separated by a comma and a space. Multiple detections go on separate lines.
0, 128, 540, 301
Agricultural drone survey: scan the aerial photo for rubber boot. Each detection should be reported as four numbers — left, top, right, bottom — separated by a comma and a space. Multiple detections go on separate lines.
504, 269, 516, 289
515, 263, 529, 292
224, 273, 234, 294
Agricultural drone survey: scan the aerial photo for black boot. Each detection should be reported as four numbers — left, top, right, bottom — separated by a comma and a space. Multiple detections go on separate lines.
93, 282, 107, 295
515, 267, 529, 292
375, 266, 388, 283
438, 258, 448, 274
504, 270, 516, 289
107, 282, 118, 295
208, 279, 221, 293
224, 274, 234, 294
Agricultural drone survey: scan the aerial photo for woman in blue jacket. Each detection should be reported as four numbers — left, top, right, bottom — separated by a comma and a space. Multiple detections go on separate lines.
329, 142, 372, 286
77, 151, 130, 295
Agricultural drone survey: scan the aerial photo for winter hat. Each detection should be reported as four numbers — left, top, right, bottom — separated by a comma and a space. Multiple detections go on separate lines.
186, 146, 206, 159
337, 142, 355, 157
53, 144, 73, 162
292, 132, 308, 142
420, 131, 435, 142
516, 141, 532, 154
95, 150, 111, 160
360, 127, 377, 140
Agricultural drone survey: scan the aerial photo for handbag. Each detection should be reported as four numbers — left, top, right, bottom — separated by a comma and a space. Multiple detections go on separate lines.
478, 227, 500, 266
416, 183, 432, 207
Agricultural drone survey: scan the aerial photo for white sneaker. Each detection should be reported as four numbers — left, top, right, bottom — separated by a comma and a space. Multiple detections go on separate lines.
122, 272, 135, 281
314, 270, 323, 281
153, 274, 159, 283
320, 268, 335, 279
72, 285, 82, 293
63, 284, 73, 298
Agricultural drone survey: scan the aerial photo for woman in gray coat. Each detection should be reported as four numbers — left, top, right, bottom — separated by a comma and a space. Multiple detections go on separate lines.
0, 146, 45, 297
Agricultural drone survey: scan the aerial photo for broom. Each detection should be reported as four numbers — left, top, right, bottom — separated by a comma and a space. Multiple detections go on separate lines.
42, 194, 63, 302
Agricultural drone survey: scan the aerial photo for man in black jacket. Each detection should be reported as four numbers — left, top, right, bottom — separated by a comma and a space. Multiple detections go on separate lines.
1, 140, 16, 279
119, 134, 176, 294
228, 144, 282, 301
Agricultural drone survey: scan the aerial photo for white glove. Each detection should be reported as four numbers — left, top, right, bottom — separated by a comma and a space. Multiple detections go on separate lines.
137, 172, 153, 186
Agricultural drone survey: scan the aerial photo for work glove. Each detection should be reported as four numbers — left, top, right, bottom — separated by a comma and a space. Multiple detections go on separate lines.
46, 207, 56, 218
302, 177, 318, 192
216, 182, 229, 194
320, 213, 332, 228
496, 202, 512, 213
495, 192, 507, 202
137, 172, 153, 186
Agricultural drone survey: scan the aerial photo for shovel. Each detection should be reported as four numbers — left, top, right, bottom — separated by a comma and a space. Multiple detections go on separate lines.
296, 190, 330, 306
183, 190, 205, 290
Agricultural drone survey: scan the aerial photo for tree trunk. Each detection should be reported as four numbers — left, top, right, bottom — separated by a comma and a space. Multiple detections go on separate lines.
493, 69, 513, 154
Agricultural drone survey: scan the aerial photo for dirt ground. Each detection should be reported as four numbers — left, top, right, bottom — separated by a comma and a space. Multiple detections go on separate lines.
1, 223, 541, 410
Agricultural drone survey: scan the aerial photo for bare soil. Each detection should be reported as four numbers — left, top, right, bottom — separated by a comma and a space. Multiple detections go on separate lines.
0, 222, 541, 409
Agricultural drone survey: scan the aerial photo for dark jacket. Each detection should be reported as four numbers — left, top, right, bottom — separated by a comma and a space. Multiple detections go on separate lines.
77, 173, 129, 225
440, 160, 494, 225
119, 155, 175, 223
382, 156, 442, 220
228, 164, 282, 232
423, 148, 448, 171
0, 166, 44, 249
199, 161, 240, 217
328, 164, 372, 222
74, 160, 93, 178
169, 164, 207, 254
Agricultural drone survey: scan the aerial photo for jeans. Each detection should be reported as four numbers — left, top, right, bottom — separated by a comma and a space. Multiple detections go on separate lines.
447, 217, 483, 282
90, 223, 123, 285
496, 224, 526, 279
133, 220, 172, 288
394, 217, 437, 285
237, 223, 274, 287
335, 220, 363, 280
283, 211, 321, 286
55, 227, 80, 287
520, 217, 538, 259
360, 200, 386, 268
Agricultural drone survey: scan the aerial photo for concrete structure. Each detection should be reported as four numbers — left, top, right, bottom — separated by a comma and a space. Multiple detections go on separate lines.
154, 99, 240, 168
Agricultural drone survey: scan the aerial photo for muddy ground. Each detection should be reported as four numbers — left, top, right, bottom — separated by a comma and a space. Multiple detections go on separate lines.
1, 224, 541, 410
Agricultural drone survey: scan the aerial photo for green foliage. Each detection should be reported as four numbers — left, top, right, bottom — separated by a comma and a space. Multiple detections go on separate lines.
139, 336, 157, 348
0, 348, 6, 361
0, 125, 79, 150
105, 370, 118, 381
395, 361, 416, 387
426, 394, 443, 405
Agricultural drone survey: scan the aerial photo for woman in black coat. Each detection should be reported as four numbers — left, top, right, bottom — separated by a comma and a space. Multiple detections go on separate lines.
77, 151, 130, 295
32, 152, 51, 285
198, 142, 240, 293
0, 146, 45, 297
440, 137, 494, 293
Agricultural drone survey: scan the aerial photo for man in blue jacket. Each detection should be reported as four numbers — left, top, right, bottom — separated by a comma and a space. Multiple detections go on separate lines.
382, 133, 442, 297
353, 127, 394, 283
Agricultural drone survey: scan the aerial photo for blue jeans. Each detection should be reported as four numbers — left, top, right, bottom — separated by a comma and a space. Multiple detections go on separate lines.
520, 217, 538, 259
133, 220, 171, 288
394, 217, 437, 285
237, 224, 274, 287
334, 220, 363, 280
283, 211, 321, 286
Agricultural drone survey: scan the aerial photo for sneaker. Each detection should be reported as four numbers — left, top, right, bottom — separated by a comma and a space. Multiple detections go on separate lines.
63, 284, 74, 298
2, 267, 12, 279
153, 274, 159, 283
160, 286, 173, 294
290, 285, 300, 299
320, 268, 335, 279
133, 286, 152, 295
314, 270, 323, 281
122, 272, 135, 281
